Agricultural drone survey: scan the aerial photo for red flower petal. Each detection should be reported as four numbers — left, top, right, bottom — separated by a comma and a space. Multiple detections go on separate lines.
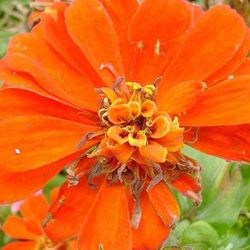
132, 190, 170, 250
44, 170, 103, 242
99, 0, 138, 78
233, 58, 250, 76
66, 0, 124, 86
2, 241, 37, 250
0, 60, 46, 95
180, 75, 250, 126
0, 155, 73, 203
0, 115, 99, 172
6, 33, 100, 111
205, 29, 250, 85
37, 2, 104, 86
0, 88, 98, 125
2, 215, 40, 240
128, 0, 192, 83
157, 80, 206, 115
171, 174, 201, 198
20, 195, 49, 223
186, 125, 250, 163
160, 5, 247, 90
78, 183, 133, 250
148, 181, 180, 227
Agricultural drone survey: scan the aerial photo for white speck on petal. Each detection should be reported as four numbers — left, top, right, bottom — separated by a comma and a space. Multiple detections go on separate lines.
228, 75, 234, 80
137, 41, 144, 50
15, 148, 21, 155
155, 40, 160, 56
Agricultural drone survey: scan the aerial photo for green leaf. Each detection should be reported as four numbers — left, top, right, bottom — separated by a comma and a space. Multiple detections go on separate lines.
43, 174, 66, 201
0, 205, 11, 247
182, 146, 228, 209
164, 220, 191, 246
196, 165, 250, 234
0, 31, 15, 58
180, 221, 219, 247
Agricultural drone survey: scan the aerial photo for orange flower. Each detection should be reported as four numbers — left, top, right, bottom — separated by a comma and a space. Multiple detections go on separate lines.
2, 190, 76, 250
0, 0, 250, 249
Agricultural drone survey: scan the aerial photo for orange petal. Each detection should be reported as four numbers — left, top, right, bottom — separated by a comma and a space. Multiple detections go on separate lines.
2, 215, 40, 240
78, 183, 133, 250
2, 241, 37, 250
37, 2, 104, 86
0, 115, 99, 172
99, 0, 138, 79
147, 181, 180, 227
160, 5, 247, 90
186, 125, 250, 163
109, 143, 134, 163
157, 80, 207, 115
132, 190, 170, 250
128, 132, 147, 147
128, 0, 191, 83
44, 172, 103, 242
0, 88, 98, 125
180, 75, 250, 126
0, 154, 74, 204
150, 116, 170, 139
50, 187, 60, 203
157, 127, 184, 152
107, 126, 128, 144
66, 0, 124, 86
190, 2, 204, 25
141, 100, 157, 117
0, 60, 46, 95
139, 141, 167, 163
20, 195, 49, 223
5, 33, 100, 111
206, 29, 250, 86
171, 174, 201, 197
128, 101, 141, 118
108, 104, 131, 124
233, 58, 250, 76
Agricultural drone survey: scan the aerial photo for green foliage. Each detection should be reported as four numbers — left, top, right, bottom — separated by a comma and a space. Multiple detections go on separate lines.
0, 206, 11, 248
43, 173, 66, 201
164, 147, 250, 250
0, 0, 29, 57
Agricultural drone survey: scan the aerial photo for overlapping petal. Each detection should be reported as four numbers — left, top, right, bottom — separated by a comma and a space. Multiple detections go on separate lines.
185, 125, 250, 162
159, 5, 247, 91
5, 32, 100, 111
2, 241, 37, 250
66, 0, 124, 85
0, 155, 73, 203
128, 0, 192, 83
0, 115, 99, 172
78, 182, 132, 250
179, 76, 250, 126
44, 162, 103, 242
37, 2, 104, 86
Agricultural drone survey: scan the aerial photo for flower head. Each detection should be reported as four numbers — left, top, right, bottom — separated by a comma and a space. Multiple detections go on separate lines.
0, 0, 250, 249
2, 190, 76, 250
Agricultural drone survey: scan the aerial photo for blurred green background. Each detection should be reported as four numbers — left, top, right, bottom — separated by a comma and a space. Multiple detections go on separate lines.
0, 0, 249, 249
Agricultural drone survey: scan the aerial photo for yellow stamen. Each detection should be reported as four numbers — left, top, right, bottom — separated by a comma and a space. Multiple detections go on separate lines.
128, 131, 147, 147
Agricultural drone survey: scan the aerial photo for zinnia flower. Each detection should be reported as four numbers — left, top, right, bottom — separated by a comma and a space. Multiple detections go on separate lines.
0, 0, 250, 249
2, 190, 76, 250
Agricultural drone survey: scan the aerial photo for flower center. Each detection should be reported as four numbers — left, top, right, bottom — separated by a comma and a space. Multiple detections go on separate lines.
68, 80, 201, 228
88, 81, 184, 165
